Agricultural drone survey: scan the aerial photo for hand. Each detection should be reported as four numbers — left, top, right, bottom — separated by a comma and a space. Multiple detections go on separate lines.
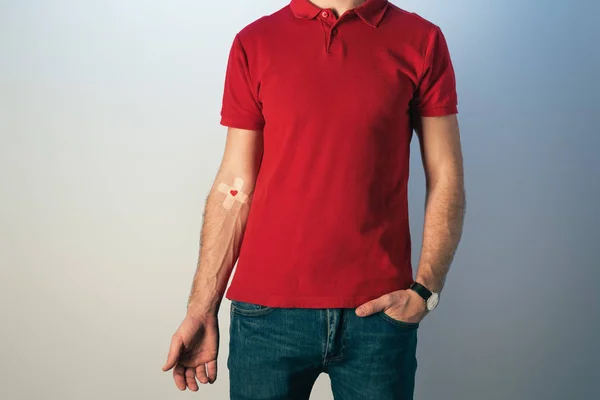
355, 289, 428, 323
162, 313, 219, 391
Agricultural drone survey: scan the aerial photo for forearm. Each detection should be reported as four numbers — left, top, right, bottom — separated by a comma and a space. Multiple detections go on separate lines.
414, 173, 465, 294
186, 170, 254, 317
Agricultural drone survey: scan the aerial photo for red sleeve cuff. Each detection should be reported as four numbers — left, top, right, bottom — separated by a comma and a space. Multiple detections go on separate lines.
418, 105, 458, 117
220, 115, 265, 131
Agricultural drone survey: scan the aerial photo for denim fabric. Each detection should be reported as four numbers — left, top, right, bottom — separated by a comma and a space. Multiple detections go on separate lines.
228, 299, 419, 400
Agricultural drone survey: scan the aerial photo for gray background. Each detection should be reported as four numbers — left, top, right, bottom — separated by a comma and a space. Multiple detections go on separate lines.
1, 0, 599, 399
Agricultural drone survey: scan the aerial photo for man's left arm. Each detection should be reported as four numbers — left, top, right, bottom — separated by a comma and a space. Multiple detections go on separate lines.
413, 113, 466, 295
355, 114, 465, 321
356, 25, 464, 321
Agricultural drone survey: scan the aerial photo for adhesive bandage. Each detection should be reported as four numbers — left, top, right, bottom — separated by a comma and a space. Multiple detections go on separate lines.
217, 178, 249, 209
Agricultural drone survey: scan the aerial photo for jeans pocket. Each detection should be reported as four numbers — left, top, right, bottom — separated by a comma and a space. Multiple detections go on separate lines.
231, 299, 275, 317
377, 310, 420, 329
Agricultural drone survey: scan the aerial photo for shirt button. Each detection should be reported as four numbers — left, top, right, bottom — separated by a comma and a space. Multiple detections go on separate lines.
331, 28, 338, 35
321, 11, 329, 18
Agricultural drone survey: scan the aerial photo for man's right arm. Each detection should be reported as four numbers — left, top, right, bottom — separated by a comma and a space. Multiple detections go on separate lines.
185, 126, 263, 318
163, 32, 265, 389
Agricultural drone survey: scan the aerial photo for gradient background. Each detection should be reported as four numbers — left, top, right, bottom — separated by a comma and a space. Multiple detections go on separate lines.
1, 1, 599, 399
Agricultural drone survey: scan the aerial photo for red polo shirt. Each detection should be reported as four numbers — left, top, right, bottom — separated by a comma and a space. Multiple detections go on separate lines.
220, 0, 458, 308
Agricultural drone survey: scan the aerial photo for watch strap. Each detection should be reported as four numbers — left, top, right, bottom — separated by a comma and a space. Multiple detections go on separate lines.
409, 281, 432, 302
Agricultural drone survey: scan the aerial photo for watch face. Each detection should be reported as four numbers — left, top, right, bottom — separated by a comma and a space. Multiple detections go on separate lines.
426, 293, 439, 310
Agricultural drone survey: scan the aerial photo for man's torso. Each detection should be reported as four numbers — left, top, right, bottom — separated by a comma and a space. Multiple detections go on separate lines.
222, 0, 457, 307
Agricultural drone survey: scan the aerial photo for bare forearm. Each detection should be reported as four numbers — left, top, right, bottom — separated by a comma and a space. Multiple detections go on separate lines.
415, 173, 465, 293
186, 171, 253, 317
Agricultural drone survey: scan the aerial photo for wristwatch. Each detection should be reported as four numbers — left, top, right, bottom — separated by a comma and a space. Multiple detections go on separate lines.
409, 281, 440, 311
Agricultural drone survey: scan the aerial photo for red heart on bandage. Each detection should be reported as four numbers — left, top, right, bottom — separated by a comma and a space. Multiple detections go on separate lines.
230, 190, 238, 196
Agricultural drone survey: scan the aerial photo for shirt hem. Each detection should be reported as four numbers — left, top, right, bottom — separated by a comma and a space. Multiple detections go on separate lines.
225, 286, 413, 309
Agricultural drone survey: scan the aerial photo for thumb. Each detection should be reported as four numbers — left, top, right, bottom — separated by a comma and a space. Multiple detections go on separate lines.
162, 336, 184, 371
206, 359, 218, 384
355, 296, 388, 317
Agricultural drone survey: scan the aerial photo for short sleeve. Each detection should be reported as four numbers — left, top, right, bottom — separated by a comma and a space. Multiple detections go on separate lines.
412, 26, 458, 117
220, 34, 265, 130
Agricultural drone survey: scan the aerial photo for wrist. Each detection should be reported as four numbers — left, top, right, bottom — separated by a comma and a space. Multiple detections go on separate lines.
410, 280, 440, 311
186, 304, 219, 319
186, 275, 224, 316
184, 310, 219, 327
414, 275, 441, 294
186, 294, 221, 318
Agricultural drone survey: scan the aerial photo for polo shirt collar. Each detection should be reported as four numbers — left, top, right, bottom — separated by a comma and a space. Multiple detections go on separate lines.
290, 0, 389, 27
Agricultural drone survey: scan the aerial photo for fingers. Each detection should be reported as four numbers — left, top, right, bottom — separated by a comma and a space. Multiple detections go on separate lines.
173, 364, 187, 390
355, 293, 394, 316
162, 335, 183, 371
206, 360, 218, 383
185, 367, 199, 391
196, 364, 209, 385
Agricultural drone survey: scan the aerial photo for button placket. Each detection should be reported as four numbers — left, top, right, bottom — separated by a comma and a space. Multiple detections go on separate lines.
319, 9, 346, 54
327, 23, 342, 53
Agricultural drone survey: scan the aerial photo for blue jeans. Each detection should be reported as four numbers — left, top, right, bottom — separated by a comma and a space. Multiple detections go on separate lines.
228, 299, 419, 400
